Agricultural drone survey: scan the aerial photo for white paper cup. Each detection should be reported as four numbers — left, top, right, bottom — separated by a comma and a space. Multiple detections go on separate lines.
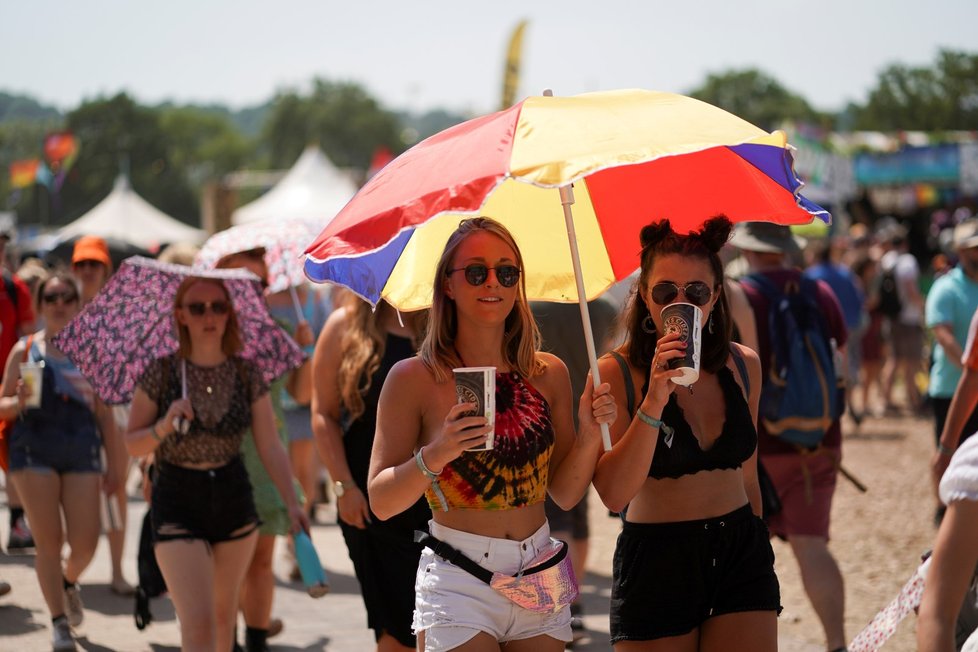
452, 367, 496, 451
660, 302, 702, 386
19, 361, 44, 408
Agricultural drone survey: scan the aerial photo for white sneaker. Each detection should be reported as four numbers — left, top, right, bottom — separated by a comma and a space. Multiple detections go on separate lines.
51, 617, 76, 651
63, 585, 84, 627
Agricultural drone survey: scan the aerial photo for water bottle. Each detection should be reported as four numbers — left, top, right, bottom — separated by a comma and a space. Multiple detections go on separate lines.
292, 530, 330, 598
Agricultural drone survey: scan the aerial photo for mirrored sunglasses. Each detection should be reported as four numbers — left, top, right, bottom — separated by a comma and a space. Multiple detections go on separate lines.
448, 264, 521, 288
183, 300, 231, 317
650, 281, 713, 307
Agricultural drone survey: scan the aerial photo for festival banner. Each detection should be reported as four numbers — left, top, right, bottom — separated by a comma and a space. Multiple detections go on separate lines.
500, 20, 527, 110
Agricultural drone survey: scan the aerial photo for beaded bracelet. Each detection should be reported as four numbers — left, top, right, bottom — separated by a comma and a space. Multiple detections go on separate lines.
937, 442, 955, 457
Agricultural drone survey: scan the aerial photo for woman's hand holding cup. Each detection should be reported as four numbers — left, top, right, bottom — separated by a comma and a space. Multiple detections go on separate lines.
644, 331, 686, 410
427, 402, 492, 468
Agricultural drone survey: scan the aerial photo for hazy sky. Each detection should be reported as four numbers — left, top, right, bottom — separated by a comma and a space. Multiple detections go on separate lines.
3, 0, 975, 116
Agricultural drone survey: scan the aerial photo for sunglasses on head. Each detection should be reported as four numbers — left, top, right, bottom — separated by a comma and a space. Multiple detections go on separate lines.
183, 300, 231, 317
42, 291, 78, 305
447, 264, 521, 288
650, 281, 713, 307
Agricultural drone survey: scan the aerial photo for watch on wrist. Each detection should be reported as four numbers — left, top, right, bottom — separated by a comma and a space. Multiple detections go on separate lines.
333, 480, 351, 498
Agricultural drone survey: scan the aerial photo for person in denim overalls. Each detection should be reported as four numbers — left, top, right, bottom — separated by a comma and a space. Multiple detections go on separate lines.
0, 272, 125, 651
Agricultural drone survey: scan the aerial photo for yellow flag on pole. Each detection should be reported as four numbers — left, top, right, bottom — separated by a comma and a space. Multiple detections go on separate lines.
500, 20, 528, 110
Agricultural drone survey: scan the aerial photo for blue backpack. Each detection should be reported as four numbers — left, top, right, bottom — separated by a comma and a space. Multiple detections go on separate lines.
743, 273, 845, 449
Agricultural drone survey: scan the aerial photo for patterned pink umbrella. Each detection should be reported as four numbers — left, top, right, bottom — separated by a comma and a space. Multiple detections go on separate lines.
53, 256, 304, 405
194, 218, 317, 294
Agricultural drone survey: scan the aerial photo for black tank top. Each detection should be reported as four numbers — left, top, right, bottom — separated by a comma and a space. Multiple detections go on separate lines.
342, 333, 430, 529
643, 366, 757, 479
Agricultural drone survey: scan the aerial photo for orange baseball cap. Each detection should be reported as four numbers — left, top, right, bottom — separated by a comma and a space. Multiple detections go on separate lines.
72, 235, 112, 268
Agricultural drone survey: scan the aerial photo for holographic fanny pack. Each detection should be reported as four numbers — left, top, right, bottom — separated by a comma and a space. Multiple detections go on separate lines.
415, 530, 579, 614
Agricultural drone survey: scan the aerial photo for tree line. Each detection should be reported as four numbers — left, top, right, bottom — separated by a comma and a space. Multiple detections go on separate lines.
1, 49, 974, 228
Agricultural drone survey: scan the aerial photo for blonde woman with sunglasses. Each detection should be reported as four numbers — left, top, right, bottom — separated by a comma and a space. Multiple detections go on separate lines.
367, 217, 616, 652
126, 277, 306, 652
592, 217, 780, 652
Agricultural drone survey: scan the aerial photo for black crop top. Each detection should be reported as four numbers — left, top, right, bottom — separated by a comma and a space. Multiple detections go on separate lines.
642, 365, 756, 479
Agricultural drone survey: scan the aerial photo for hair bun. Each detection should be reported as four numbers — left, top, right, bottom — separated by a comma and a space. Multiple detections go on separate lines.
697, 216, 733, 253
640, 220, 674, 248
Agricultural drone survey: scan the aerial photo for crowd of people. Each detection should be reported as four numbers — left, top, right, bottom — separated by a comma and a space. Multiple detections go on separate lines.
1, 205, 977, 652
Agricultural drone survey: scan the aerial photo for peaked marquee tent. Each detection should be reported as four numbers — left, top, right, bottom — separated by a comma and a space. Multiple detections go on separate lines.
57, 175, 206, 249
231, 146, 358, 226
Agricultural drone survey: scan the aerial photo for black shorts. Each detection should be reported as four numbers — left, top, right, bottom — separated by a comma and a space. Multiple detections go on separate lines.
339, 502, 428, 647
151, 457, 260, 545
611, 504, 781, 643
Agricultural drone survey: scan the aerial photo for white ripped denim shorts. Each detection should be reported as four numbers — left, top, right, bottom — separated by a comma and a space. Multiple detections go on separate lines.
413, 519, 573, 651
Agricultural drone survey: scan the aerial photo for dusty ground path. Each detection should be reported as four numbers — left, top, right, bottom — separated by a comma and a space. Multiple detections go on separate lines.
0, 411, 938, 650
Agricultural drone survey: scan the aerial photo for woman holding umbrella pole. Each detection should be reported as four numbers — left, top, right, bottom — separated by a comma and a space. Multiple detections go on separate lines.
368, 217, 616, 652
126, 275, 307, 652
592, 217, 780, 651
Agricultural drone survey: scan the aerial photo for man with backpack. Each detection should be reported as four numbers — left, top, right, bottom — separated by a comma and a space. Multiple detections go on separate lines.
732, 222, 850, 652
878, 223, 926, 414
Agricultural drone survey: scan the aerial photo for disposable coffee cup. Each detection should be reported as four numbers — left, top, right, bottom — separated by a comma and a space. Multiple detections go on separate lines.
660, 302, 702, 386
19, 361, 44, 409
452, 367, 496, 451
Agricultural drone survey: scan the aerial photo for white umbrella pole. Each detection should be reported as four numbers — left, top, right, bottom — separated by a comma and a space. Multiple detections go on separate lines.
558, 184, 612, 452
289, 285, 304, 323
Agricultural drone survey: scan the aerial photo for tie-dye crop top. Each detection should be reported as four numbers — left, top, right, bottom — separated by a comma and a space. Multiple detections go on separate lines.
426, 371, 554, 511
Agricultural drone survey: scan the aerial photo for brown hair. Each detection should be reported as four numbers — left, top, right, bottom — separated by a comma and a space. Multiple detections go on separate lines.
173, 277, 242, 358
624, 216, 733, 374
419, 217, 544, 383
337, 296, 426, 421
35, 272, 79, 313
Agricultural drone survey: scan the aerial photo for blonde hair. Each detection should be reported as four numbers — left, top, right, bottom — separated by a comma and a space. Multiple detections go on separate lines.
337, 296, 424, 420
419, 217, 543, 383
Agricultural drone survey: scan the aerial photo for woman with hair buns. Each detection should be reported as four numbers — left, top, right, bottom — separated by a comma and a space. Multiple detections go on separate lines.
592, 217, 780, 651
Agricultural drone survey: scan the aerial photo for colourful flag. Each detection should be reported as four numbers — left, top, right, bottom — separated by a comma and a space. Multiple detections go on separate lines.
44, 132, 79, 173
500, 20, 527, 110
9, 160, 39, 189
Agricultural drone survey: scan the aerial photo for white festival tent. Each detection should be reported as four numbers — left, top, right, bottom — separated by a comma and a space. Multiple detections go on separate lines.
57, 175, 206, 249
231, 146, 358, 226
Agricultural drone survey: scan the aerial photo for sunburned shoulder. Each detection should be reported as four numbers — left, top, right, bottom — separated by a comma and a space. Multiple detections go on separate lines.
322, 306, 352, 332
386, 355, 435, 386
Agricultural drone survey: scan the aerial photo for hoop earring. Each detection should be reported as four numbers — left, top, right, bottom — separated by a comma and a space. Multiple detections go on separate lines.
708, 312, 714, 334
641, 315, 656, 334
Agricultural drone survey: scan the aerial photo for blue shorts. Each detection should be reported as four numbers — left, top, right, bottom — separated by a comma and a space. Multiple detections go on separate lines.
8, 418, 102, 474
